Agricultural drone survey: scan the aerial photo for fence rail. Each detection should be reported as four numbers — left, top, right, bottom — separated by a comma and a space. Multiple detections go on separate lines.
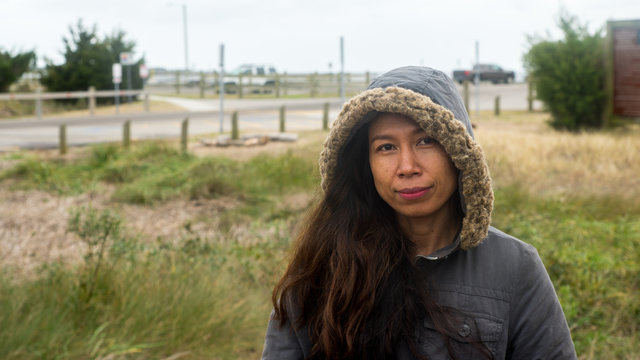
145, 71, 372, 98
1, 72, 372, 119
0, 89, 144, 101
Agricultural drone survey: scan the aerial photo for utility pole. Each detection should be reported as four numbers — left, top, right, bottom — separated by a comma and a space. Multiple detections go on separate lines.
475, 41, 480, 119
219, 44, 225, 134
340, 36, 345, 104
183, 4, 189, 71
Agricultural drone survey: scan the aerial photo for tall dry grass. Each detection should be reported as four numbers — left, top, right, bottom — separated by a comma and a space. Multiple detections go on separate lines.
475, 111, 640, 202
0, 111, 637, 359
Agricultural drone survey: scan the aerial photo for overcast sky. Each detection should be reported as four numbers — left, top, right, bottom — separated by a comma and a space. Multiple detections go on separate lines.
2, 0, 638, 78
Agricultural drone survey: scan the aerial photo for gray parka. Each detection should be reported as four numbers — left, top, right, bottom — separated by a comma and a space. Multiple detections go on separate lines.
262, 66, 577, 359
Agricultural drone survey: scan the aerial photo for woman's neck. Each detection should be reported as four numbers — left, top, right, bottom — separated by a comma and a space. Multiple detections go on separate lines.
397, 202, 461, 257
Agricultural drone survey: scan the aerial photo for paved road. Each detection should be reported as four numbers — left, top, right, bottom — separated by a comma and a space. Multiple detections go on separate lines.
0, 83, 540, 150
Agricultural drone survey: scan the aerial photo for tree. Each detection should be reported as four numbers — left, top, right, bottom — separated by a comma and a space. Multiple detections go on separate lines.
0, 49, 36, 92
524, 14, 606, 131
41, 20, 143, 103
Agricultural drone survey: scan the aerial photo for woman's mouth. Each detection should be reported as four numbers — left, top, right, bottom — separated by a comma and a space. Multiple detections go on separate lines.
397, 187, 430, 200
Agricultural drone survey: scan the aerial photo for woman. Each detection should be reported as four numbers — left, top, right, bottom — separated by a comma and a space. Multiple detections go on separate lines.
261, 66, 576, 359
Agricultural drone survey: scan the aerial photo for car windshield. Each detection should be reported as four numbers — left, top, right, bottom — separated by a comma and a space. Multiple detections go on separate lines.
229, 65, 252, 75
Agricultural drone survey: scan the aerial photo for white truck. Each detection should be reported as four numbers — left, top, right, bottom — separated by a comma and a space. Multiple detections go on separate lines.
223, 64, 278, 94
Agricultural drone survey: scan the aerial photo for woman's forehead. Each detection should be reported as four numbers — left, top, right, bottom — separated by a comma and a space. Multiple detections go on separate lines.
368, 113, 423, 135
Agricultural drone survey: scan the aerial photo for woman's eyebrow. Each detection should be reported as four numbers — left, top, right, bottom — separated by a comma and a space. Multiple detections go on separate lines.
369, 134, 395, 143
369, 128, 426, 143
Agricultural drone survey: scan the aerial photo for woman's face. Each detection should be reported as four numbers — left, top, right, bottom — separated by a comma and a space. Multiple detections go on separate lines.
368, 113, 458, 223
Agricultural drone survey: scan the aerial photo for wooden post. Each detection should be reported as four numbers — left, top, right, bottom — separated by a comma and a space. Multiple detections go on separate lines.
59, 124, 67, 155
309, 73, 315, 97
283, 72, 288, 96
144, 91, 149, 112
238, 75, 244, 99
494, 96, 500, 116
275, 73, 281, 98
323, 102, 329, 130
88, 86, 96, 116
527, 76, 534, 112
181, 118, 189, 152
463, 80, 470, 112
123, 120, 131, 149
279, 105, 286, 132
365, 71, 371, 86
231, 111, 239, 140
35, 87, 43, 120
199, 71, 205, 99
175, 71, 181, 94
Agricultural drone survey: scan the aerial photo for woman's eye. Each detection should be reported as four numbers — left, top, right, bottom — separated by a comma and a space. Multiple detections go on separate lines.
377, 144, 395, 151
418, 137, 435, 146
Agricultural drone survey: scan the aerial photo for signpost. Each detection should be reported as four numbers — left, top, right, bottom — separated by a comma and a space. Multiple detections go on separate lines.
219, 44, 225, 134
112, 63, 122, 114
120, 52, 135, 103
139, 64, 150, 111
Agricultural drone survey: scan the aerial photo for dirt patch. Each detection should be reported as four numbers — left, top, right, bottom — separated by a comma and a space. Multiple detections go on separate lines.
0, 131, 325, 278
189, 130, 327, 161
0, 186, 243, 277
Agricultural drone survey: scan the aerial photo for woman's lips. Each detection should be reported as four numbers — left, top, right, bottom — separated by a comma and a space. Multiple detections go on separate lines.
397, 187, 430, 200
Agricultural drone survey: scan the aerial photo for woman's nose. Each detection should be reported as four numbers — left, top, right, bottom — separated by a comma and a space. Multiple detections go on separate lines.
397, 149, 421, 177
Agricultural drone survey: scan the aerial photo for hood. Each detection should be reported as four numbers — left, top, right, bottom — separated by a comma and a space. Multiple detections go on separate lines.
318, 66, 493, 250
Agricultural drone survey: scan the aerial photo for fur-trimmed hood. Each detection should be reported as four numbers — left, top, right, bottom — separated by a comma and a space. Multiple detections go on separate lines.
319, 66, 493, 250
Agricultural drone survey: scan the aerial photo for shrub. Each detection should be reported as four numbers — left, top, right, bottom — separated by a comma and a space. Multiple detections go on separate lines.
524, 14, 606, 131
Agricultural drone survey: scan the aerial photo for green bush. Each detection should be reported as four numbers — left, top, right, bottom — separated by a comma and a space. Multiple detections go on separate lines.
524, 14, 606, 131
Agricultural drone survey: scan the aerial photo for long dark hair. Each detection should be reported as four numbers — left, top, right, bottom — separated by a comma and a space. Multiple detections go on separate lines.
272, 119, 489, 359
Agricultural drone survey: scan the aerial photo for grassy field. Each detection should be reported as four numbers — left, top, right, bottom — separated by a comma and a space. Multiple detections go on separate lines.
0, 110, 638, 359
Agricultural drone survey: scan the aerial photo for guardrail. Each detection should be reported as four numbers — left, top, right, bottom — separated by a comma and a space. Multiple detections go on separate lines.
0, 87, 150, 119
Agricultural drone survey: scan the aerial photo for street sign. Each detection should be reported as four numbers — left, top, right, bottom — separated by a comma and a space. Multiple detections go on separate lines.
120, 52, 135, 65
112, 63, 122, 84
139, 64, 149, 79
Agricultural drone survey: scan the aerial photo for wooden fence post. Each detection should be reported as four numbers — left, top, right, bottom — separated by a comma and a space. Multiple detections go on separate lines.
231, 111, 239, 140
88, 86, 96, 116
181, 118, 189, 152
123, 120, 131, 149
275, 73, 281, 98
494, 96, 500, 116
175, 71, 181, 94
527, 76, 534, 112
144, 91, 150, 112
279, 106, 286, 132
59, 124, 67, 155
463, 80, 470, 112
199, 71, 205, 99
238, 75, 244, 99
283, 72, 288, 96
35, 87, 43, 120
365, 71, 371, 86
323, 102, 329, 130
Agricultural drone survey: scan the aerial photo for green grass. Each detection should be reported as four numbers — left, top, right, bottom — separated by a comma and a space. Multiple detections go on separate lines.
492, 186, 639, 358
0, 207, 289, 359
0, 141, 319, 204
0, 139, 638, 359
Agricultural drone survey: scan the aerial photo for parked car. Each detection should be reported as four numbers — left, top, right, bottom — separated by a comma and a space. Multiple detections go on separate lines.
452, 64, 515, 84
223, 64, 278, 94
